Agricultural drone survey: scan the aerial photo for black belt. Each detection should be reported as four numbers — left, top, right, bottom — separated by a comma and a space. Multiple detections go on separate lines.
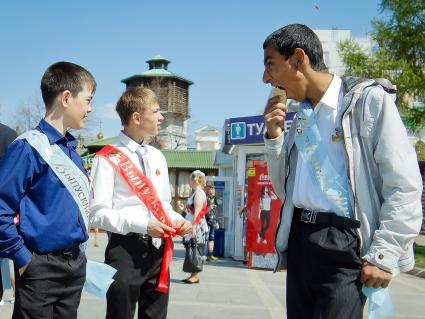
46, 245, 80, 257
126, 232, 150, 240
294, 207, 360, 229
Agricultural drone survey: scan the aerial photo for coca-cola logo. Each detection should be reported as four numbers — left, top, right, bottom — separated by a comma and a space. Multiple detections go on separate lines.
259, 173, 270, 181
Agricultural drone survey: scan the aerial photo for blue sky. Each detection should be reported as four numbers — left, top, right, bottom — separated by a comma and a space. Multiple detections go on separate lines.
0, 0, 383, 139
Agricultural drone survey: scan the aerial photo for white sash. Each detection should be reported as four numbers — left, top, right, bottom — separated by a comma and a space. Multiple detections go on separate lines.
16, 129, 117, 298
17, 130, 90, 249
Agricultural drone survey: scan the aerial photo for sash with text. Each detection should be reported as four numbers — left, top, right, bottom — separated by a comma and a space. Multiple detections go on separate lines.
97, 145, 176, 293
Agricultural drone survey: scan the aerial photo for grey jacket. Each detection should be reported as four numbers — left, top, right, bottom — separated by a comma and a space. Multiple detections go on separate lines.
264, 77, 423, 275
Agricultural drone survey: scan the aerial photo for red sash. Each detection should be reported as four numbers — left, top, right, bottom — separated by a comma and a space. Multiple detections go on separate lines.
96, 145, 176, 293
186, 199, 208, 225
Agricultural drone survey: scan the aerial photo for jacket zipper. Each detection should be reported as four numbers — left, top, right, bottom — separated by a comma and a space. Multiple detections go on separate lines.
341, 93, 363, 251
273, 141, 293, 272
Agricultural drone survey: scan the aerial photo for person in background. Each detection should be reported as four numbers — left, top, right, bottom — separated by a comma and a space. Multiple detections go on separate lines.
205, 182, 219, 261
175, 200, 185, 216
182, 170, 209, 284
262, 24, 422, 318
93, 227, 100, 247
0, 123, 17, 158
0, 123, 17, 306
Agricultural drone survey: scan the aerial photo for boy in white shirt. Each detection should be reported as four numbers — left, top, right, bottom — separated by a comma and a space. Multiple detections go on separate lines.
89, 87, 192, 319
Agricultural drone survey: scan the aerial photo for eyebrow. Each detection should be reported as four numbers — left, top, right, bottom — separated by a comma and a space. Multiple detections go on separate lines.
264, 56, 272, 65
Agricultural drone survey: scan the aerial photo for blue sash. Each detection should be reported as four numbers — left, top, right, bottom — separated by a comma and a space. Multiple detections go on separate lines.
294, 101, 352, 217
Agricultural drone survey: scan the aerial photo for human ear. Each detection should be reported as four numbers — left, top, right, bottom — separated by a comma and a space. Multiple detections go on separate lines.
132, 112, 142, 125
61, 90, 72, 107
293, 48, 306, 67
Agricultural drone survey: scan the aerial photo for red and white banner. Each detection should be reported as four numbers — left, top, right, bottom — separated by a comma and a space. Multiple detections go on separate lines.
245, 161, 281, 268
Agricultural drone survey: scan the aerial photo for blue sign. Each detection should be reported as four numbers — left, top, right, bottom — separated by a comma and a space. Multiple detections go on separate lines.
214, 181, 225, 189
231, 122, 246, 139
224, 112, 296, 145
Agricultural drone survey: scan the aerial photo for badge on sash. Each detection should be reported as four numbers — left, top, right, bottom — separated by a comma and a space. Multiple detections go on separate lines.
332, 127, 341, 142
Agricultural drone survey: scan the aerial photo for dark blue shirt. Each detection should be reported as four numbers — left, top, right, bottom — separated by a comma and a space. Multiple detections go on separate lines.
0, 120, 89, 268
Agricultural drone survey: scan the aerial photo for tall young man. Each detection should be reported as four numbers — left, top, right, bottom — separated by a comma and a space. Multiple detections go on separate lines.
0, 61, 96, 319
89, 87, 192, 319
262, 24, 423, 318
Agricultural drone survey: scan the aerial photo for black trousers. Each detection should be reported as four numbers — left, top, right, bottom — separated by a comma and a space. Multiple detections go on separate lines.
105, 234, 169, 319
12, 247, 86, 319
259, 210, 271, 240
287, 209, 366, 319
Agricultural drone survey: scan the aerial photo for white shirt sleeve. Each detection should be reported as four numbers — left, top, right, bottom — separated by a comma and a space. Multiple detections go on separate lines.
89, 155, 150, 235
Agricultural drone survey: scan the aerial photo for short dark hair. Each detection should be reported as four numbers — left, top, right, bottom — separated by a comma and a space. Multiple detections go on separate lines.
40, 61, 96, 109
263, 24, 327, 71
115, 87, 159, 126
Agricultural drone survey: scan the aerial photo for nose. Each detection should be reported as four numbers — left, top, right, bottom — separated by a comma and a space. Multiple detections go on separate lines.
159, 112, 164, 123
88, 104, 93, 113
263, 69, 271, 84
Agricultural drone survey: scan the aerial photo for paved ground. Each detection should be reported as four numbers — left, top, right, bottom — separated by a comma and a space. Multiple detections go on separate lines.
1, 233, 425, 318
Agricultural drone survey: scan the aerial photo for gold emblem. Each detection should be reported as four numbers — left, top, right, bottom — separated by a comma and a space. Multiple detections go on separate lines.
332, 127, 341, 142
155, 168, 161, 176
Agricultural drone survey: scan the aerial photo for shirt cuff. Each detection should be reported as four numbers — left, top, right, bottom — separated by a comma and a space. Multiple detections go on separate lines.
362, 246, 399, 273
264, 132, 284, 157
11, 246, 32, 268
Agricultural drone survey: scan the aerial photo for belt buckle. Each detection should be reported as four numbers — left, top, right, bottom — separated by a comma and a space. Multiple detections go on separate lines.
62, 249, 73, 257
138, 234, 149, 240
301, 210, 317, 223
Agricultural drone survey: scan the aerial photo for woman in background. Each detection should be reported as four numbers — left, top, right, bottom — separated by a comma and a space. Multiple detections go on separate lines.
182, 170, 209, 284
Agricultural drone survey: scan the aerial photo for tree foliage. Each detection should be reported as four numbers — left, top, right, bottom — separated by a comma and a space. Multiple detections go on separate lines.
338, 0, 425, 114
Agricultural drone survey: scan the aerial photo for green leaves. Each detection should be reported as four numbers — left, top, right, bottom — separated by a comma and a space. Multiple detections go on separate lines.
338, 0, 425, 113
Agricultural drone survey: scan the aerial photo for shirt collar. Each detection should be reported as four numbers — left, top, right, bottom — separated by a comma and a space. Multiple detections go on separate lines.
118, 131, 145, 153
314, 74, 342, 114
37, 119, 77, 148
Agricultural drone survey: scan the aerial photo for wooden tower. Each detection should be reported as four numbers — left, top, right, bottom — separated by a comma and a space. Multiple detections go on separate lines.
121, 55, 193, 149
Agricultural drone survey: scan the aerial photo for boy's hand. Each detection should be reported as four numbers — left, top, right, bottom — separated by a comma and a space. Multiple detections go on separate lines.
263, 95, 288, 139
147, 219, 176, 238
173, 219, 192, 236
360, 261, 392, 288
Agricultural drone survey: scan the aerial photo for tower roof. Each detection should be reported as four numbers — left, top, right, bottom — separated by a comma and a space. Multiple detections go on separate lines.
121, 54, 193, 85
146, 54, 171, 63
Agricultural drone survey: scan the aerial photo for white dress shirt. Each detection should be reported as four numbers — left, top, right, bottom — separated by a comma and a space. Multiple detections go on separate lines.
292, 75, 348, 212
89, 132, 183, 238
